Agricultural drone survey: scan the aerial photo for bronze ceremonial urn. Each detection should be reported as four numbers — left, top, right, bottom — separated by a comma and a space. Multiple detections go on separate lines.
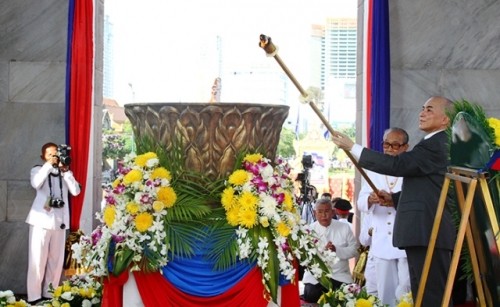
124, 102, 290, 180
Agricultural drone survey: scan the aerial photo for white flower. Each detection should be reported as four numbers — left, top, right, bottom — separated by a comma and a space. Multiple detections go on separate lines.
259, 194, 278, 217
146, 157, 159, 168
260, 164, 274, 179
0, 290, 13, 298
82, 299, 92, 307
61, 291, 74, 301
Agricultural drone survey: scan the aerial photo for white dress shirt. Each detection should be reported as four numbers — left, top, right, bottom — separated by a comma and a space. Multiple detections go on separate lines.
26, 162, 81, 229
302, 219, 359, 284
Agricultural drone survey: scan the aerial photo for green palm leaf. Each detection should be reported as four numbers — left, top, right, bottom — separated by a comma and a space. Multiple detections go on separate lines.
204, 221, 240, 271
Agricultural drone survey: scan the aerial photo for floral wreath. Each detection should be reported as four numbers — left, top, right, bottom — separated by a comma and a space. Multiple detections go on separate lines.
220, 153, 337, 303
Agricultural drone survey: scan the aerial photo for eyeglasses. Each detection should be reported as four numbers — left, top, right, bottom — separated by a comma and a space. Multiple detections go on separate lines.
381, 142, 407, 150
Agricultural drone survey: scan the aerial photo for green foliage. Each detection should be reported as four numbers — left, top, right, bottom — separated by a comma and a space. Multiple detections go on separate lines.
132, 135, 227, 260
102, 125, 134, 162
277, 127, 296, 158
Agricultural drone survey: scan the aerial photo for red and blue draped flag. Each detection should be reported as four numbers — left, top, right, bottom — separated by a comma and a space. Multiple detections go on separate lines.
364, 0, 390, 150
66, 0, 93, 231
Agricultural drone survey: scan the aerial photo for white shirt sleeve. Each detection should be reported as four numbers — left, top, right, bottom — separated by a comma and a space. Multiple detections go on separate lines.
351, 144, 364, 159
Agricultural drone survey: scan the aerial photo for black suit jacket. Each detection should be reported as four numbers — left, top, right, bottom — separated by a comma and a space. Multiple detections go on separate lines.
358, 131, 456, 250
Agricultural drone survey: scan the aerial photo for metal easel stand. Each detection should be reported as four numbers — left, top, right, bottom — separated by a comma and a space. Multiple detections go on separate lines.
415, 166, 500, 307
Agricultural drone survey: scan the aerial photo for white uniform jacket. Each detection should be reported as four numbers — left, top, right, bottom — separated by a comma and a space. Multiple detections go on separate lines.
302, 219, 359, 284
25, 162, 81, 230
357, 170, 406, 259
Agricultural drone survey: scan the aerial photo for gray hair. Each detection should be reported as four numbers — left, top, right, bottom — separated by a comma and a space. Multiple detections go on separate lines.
384, 127, 409, 144
314, 198, 333, 210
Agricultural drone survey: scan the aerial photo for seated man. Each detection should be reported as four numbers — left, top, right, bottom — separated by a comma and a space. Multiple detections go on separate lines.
302, 198, 359, 303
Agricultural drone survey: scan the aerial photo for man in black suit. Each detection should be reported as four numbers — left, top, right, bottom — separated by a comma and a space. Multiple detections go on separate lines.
331, 96, 456, 306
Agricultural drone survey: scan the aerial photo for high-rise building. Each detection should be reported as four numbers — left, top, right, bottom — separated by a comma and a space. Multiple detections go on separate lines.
324, 18, 357, 80
308, 17, 357, 128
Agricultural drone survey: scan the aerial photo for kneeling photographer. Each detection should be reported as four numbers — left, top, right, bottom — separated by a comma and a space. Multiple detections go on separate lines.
25, 142, 81, 304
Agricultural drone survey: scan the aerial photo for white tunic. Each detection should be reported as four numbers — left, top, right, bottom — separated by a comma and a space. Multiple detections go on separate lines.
302, 219, 359, 284
357, 170, 406, 260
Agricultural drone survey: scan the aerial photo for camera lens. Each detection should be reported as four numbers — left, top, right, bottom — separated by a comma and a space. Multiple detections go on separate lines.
60, 223, 66, 229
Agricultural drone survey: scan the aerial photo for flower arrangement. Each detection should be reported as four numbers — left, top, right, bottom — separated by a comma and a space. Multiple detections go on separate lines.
396, 292, 413, 307
45, 274, 102, 307
220, 153, 337, 303
318, 283, 386, 307
488, 117, 500, 148
0, 291, 27, 307
73, 152, 177, 276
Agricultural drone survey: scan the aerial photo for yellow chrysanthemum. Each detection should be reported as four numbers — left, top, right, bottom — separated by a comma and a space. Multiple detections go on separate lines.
135, 212, 153, 232
135, 152, 158, 167
153, 200, 165, 212
79, 287, 88, 298
123, 169, 142, 185
103, 206, 116, 227
244, 153, 263, 164
259, 216, 270, 227
238, 191, 258, 210
228, 170, 249, 186
112, 178, 121, 188
157, 186, 177, 208
62, 281, 71, 292
396, 302, 412, 307
238, 208, 258, 228
282, 191, 293, 211
226, 207, 240, 226
61, 303, 70, 307
221, 187, 235, 210
126, 202, 140, 215
276, 221, 291, 237
355, 298, 373, 307
53, 286, 63, 297
488, 117, 500, 146
150, 167, 171, 180
52, 300, 62, 307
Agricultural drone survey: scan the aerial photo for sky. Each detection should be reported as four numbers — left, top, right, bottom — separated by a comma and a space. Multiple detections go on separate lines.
105, 0, 357, 107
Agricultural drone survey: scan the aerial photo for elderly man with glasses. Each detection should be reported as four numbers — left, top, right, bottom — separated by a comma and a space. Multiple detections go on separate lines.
357, 127, 411, 307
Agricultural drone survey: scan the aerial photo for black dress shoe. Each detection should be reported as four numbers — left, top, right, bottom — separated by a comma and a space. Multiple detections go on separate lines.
27, 298, 42, 305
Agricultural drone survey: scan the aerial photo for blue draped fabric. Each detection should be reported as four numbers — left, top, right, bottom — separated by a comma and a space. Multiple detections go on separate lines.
369, 0, 391, 151
161, 246, 255, 296
161, 244, 291, 297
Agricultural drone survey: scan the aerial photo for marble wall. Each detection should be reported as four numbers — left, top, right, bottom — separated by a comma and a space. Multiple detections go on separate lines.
0, 0, 104, 293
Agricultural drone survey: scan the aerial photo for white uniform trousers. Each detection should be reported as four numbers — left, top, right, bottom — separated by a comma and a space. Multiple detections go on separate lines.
375, 257, 411, 307
27, 225, 66, 301
364, 253, 377, 296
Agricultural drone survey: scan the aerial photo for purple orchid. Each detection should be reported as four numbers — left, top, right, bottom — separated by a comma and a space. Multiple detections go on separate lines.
105, 195, 116, 205
91, 228, 103, 245
113, 184, 126, 194
112, 234, 125, 243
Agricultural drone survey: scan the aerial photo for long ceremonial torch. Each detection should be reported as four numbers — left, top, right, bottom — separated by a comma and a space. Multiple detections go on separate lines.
258, 34, 379, 194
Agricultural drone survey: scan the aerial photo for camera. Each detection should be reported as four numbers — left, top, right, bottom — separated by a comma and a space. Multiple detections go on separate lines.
49, 197, 65, 208
301, 154, 314, 169
54, 144, 72, 167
